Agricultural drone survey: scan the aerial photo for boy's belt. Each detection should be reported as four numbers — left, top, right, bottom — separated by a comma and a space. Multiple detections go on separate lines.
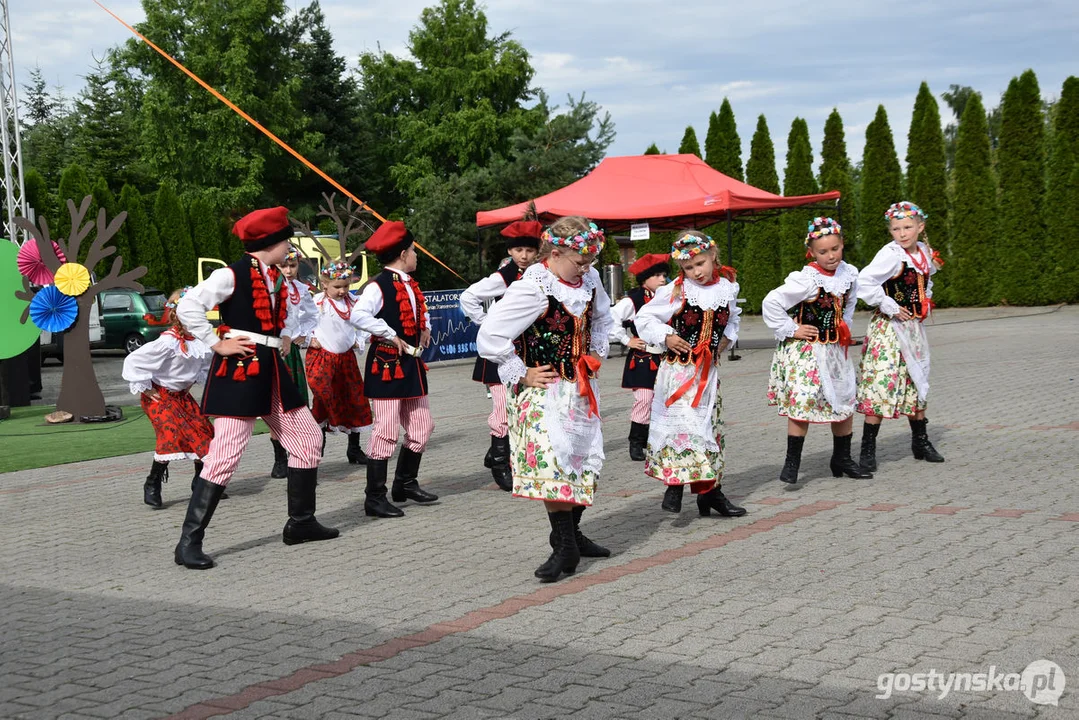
375, 338, 423, 357
225, 330, 282, 349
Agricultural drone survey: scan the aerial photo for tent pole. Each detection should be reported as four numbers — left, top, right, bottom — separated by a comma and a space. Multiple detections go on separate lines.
726, 211, 741, 362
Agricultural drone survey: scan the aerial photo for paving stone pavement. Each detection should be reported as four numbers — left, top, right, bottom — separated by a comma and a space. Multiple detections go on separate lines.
2, 305, 1077, 720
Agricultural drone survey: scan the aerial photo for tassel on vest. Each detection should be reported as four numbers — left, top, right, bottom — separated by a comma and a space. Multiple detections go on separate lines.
232, 360, 247, 381
372, 358, 380, 374
214, 358, 229, 377
394, 361, 405, 380
630, 356, 636, 369
246, 355, 260, 377
381, 364, 392, 382
649, 357, 658, 371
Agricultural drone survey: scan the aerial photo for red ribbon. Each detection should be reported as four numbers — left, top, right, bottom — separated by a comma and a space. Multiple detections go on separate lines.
576, 355, 602, 418
665, 343, 713, 409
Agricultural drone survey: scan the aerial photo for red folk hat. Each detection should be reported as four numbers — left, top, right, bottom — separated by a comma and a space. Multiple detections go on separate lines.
366, 220, 414, 257
629, 253, 671, 282
501, 220, 543, 250
231, 206, 293, 252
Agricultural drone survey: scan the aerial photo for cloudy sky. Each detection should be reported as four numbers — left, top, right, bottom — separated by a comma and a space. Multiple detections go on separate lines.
9, 0, 1079, 176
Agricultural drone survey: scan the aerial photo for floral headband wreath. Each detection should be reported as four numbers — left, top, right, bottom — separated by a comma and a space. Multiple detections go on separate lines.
283, 244, 300, 262
321, 260, 354, 281
884, 201, 928, 221
805, 217, 843, 247
165, 286, 192, 309
541, 222, 606, 256
670, 232, 715, 261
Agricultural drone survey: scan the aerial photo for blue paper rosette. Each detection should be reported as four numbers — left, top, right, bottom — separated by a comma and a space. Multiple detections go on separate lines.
28, 284, 79, 333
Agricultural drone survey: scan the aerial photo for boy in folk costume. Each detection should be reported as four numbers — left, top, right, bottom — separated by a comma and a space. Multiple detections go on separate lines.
459, 220, 542, 490
609, 253, 670, 461
350, 221, 438, 518
477, 216, 614, 583
269, 245, 320, 478
636, 231, 747, 519
762, 217, 872, 484
175, 207, 338, 569
123, 287, 216, 508
305, 260, 374, 460
856, 201, 945, 468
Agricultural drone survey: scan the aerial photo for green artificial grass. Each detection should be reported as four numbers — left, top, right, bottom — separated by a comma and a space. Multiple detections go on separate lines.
0, 405, 268, 474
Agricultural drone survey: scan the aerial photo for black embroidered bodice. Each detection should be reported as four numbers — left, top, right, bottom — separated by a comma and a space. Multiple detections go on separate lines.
665, 300, 729, 363
792, 290, 845, 344
518, 295, 595, 381
883, 267, 926, 315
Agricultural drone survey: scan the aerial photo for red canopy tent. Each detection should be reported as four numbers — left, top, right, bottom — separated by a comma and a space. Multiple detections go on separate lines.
476, 153, 841, 231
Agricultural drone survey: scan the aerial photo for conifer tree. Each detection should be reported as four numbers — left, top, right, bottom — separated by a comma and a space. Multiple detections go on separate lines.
781, 118, 819, 278
90, 177, 124, 276
154, 181, 197, 287
906, 82, 951, 303
740, 115, 782, 312
704, 99, 744, 180
996, 70, 1046, 305
1045, 76, 1079, 302
55, 163, 96, 264
678, 126, 702, 158
949, 93, 997, 306
818, 109, 855, 263
119, 184, 171, 290
23, 168, 53, 227
186, 195, 228, 268
644, 143, 662, 155
859, 105, 903, 260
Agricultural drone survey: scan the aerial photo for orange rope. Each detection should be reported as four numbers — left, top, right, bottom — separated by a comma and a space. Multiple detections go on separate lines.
94, 1, 464, 281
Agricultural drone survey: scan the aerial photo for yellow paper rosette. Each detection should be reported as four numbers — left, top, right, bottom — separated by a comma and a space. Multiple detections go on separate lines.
54, 262, 92, 297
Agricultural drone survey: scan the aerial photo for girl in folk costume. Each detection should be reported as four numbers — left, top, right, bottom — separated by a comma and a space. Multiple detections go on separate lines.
175, 207, 337, 570
609, 253, 670, 462
460, 220, 542, 491
351, 221, 438, 518
269, 245, 319, 479
856, 201, 945, 468
762, 217, 872, 484
305, 260, 374, 462
477, 216, 615, 583
635, 231, 747, 519
123, 287, 216, 509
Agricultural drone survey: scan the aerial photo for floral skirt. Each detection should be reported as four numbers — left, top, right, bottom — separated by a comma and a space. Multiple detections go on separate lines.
141, 386, 214, 461
306, 347, 373, 434
644, 366, 724, 487
507, 381, 602, 506
281, 344, 309, 405
768, 339, 853, 423
856, 313, 928, 418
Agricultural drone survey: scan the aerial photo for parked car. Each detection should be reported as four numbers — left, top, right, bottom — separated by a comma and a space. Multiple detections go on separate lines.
98, 288, 171, 353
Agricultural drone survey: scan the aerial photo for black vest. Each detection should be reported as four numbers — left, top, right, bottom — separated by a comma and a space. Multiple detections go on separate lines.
363, 270, 429, 398
201, 255, 305, 417
665, 299, 730, 363
518, 294, 596, 382
883, 266, 926, 315
621, 287, 661, 389
792, 289, 846, 344
473, 264, 525, 385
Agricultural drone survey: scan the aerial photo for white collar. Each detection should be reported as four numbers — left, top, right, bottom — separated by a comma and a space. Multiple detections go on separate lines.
681, 276, 737, 311
799, 262, 858, 295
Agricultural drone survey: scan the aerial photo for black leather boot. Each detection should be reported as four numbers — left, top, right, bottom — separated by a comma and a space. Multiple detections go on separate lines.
535, 511, 580, 582
391, 448, 438, 503
191, 461, 226, 499
831, 434, 873, 478
270, 439, 289, 478
174, 477, 225, 569
628, 422, 648, 462
697, 487, 747, 517
859, 421, 880, 472
661, 484, 684, 513
364, 458, 404, 518
489, 435, 513, 492
910, 418, 945, 462
144, 460, 168, 509
483, 445, 494, 469
571, 505, 610, 557
779, 435, 805, 484
282, 467, 340, 545
346, 432, 368, 465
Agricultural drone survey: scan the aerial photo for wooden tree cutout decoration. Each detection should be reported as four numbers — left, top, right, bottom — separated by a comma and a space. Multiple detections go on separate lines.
15, 195, 148, 421
292, 192, 374, 274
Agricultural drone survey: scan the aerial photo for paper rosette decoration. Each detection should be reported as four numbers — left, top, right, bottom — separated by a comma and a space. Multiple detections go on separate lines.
54, 262, 92, 296
16, 240, 67, 285
28, 285, 79, 333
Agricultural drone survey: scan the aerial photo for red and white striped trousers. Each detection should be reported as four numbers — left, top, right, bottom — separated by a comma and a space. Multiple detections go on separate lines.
201, 384, 323, 486
631, 388, 654, 424
366, 397, 435, 460
488, 383, 508, 436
